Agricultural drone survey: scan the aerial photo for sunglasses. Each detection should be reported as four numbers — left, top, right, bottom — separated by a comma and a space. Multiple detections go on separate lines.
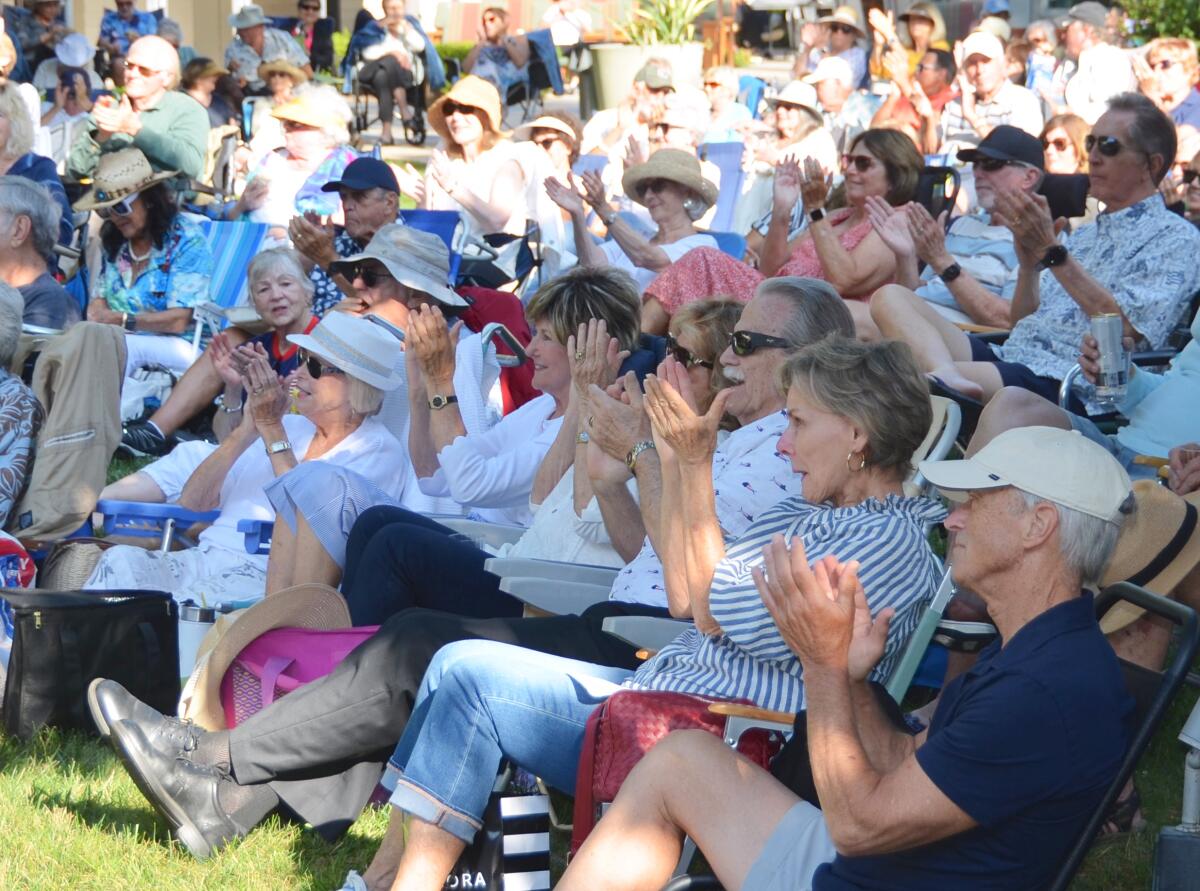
637, 177, 673, 197
532, 136, 561, 150
1085, 134, 1127, 157
350, 265, 392, 287
1184, 169, 1200, 185
124, 59, 158, 78
441, 100, 478, 118
1042, 137, 1070, 152
730, 330, 790, 357
298, 3, 321, 9
974, 157, 1015, 172
829, 23, 857, 34
96, 191, 139, 219
298, 349, 345, 380
666, 335, 714, 370
282, 119, 316, 132
841, 154, 876, 173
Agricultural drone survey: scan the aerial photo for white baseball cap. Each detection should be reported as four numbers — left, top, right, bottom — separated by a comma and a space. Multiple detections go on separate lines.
961, 30, 1005, 62
919, 426, 1133, 522
804, 56, 854, 87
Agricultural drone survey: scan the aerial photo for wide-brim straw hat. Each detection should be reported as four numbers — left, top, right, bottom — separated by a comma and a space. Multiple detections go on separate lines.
330, 222, 468, 308
73, 147, 176, 211
1097, 481, 1200, 633
766, 80, 822, 120
514, 114, 578, 144
817, 5, 865, 36
259, 59, 309, 86
622, 148, 719, 210
186, 584, 351, 731
286, 312, 405, 389
427, 75, 505, 142
271, 93, 339, 132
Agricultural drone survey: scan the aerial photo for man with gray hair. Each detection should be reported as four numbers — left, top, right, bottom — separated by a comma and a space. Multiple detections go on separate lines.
0, 283, 43, 529
1061, 1, 1136, 124
0, 176, 77, 329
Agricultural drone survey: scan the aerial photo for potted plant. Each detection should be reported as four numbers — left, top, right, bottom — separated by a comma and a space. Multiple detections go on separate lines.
589, 0, 715, 111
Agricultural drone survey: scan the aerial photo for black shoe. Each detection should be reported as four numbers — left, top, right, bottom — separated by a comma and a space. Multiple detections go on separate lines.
110, 719, 246, 860
88, 678, 203, 757
118, 420, 172, 457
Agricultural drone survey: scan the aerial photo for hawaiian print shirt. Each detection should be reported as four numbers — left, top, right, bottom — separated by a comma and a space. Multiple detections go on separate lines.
310, 229, 364, 317
99, 9, 158, 55
0, 370, 42, 530
224, 27, 310, 92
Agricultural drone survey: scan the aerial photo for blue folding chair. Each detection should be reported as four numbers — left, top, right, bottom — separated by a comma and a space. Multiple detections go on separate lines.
572, 154, 608, 179
705, 231, 746, 260
188, 218, 272, 356
399, 209, 465, 284
94, 501, 221, 553
698, 142, 746, 234
738, 76, 767, 119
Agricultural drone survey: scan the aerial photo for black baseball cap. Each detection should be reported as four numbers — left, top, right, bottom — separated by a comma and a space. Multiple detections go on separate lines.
320, 157, 400, 194
956, 125, 1045, 170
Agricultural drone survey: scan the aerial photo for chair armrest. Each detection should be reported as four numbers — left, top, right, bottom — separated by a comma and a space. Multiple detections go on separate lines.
955, 322, 1010, 336
96, 499, 220, 532
438, 517, 527, 550
600, 615, 688, 651
498, 576, 610, 616
235, 519, 274, 555
707, 700, 796, 727
483, 557, 619, 587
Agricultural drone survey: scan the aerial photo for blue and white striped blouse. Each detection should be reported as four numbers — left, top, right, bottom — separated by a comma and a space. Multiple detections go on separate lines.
626, 493, 947, 713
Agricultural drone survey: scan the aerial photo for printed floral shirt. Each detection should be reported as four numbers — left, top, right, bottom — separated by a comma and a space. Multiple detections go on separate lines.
996, 194, 1200, 412
98, 9, 158, 55
224, 27, 310, 92
309, 229, 363, 317
0, 370, 42, 530
99, 214, 214, 339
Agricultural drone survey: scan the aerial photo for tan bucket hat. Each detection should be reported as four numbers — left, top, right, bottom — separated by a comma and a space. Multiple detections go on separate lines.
428, 75, 505, 142
271, 92, 340, 131
183, 584, 352, 731
330, 223, 467, 307
259, 59, 309, 86
1098, 481, 1200, 633
73, 147, 177, 211
622, 148, 719, 210
817, 5, 866, 37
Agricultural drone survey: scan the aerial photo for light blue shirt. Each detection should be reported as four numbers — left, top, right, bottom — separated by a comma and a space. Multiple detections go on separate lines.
917, 212, 1019, 314
996, 194, 1200, 412
1115, 312, 1200, 457
703, 103, 752, 144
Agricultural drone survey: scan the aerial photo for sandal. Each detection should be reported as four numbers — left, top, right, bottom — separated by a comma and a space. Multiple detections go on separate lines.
1096, 785, 1147, 842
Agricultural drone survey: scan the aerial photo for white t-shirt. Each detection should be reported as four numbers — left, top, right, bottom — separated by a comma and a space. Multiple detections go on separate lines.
599, 232, 719, 294
503, 469, 635, 567
424, 140, 529, 238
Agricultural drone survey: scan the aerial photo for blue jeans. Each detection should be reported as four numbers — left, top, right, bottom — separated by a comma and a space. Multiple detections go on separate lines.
382, 640, 633, 842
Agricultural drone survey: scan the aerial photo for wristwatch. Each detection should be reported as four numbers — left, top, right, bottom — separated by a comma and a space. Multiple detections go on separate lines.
1039, 244, 1069, 269
626, 440, 657, 473
265, 440, 292, 456
428, 394, 459, 410
939, 262, 962, 283
122, 312, 136, 332
809, 207, 826, 224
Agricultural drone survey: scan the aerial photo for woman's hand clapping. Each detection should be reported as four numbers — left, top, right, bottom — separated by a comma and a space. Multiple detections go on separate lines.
545, 174, 587, 216
209, 332, 248, 391
408, 303, 461, 390
799, 156, 831, 212
642, 360, 731, 467
772, 155, 803, 215
567, 318, 630, 406
241, 343, 289, 431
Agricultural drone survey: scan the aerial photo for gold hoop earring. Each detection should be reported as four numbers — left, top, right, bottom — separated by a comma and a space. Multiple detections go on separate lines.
846, 450, 866, 473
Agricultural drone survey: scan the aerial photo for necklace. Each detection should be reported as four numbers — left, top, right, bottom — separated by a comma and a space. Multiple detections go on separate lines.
128, 241, 153, 263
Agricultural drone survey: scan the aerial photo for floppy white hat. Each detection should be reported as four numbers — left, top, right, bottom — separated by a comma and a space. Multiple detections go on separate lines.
919, 426, 1133, 522
766, 80, 822, 118
55, 32, 94, 68
287, 313, 404, 391
330, 224, 467, 308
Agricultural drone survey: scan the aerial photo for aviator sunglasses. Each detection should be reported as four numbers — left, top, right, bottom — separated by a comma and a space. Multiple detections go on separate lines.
666, 335, 714, 369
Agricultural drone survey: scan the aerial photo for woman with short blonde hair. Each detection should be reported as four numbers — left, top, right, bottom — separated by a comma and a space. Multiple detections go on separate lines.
1140, 37, 1200, 126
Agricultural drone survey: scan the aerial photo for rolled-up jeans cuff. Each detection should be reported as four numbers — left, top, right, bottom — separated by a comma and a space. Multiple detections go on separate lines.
388, 774, 482, 844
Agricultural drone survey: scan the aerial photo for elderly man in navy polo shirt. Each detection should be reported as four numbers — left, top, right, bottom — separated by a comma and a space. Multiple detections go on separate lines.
556, 425, 1137, 891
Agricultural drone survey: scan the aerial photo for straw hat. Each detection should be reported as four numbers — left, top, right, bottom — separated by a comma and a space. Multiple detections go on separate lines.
191, 59, 229, 80
186, 584, 351, 731
259, 59, 309, 86
817, 5, 865, 37
428, 75, 504, 143
1098, 481, 1200, 633
514, 115, 578, 144
286, 313, 405, 390
766, 80, 822, 119
271, 92, 339, 132
72, 147, 176, 211
622, 148, 719, 210
229, 3, 268, 29
330, 223, 468, 307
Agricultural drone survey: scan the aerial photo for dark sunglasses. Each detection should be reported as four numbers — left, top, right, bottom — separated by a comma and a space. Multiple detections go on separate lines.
1042, 137, 1070, 152
350, 265, 392, 288
298, 2, 321, 9
666, 335, 714, 370
974, 157, 1015, 172
441, 100, 478, 118
298, 349, 345, 380
282, 118, 317, 132
96, 192, 139, 219
829, 23, 858, 34
1184, 169, 1200, 185
730, 330, 790, 357
637, 177, 673, 197
124, 59, 157, 78
1085, 134, 1127, 157
532, 136, 561, 150
841, 154, 876, 173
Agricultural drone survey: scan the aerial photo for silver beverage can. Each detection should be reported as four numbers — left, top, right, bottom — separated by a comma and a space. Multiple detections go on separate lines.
1090, 313, 1127, 405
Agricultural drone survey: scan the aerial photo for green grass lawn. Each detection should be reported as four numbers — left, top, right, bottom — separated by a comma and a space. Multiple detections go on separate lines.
1, 678, 1194, 889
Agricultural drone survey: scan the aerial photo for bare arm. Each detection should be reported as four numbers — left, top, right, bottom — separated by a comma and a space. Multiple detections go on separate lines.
532, 395, 579, 505
406, 306, 468, 478
587, 447, 649, 563
545, 176, 607, 267
906, 205, 1012, 328
578, 168, 678, 272
178, 419, 257, 511
759, 155, 802, 278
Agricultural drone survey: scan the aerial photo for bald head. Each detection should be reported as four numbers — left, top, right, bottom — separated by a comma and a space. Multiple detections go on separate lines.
127, 35, 181, 90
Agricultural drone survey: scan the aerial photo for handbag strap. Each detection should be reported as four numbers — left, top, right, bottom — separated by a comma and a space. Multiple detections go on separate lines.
259, 655, 294, 708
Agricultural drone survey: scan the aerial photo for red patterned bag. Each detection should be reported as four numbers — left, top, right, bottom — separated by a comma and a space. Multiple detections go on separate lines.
570, 690, 784, 854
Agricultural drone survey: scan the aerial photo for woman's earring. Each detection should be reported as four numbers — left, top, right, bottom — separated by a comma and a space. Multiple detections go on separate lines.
845, 450, 866, 473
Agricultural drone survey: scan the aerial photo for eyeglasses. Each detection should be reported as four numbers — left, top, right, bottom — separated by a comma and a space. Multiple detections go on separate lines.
124, 59, 159, 78
1184, 169, 1200, 185
1085, 134, 1127, 157
974, 157, 1015, 172
1042, 137, 1070, 152
350, 265, 392, 288
729, 330, 790, 356
96, 192, 139, 219
441, 100, 477, 117
829, 23, 857, 34
298, 349, 345, 380
841, 154, 876, 173
666, 335, 714, 370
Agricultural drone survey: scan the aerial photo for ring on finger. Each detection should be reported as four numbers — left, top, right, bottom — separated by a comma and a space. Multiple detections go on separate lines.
575, 351, 585, 361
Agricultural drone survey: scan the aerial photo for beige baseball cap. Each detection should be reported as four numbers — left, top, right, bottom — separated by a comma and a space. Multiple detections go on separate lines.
961, 30, 1005, 62
919, 426, 1133, 522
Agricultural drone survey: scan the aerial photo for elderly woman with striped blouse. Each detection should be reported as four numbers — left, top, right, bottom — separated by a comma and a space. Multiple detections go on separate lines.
359, 335, 945, 889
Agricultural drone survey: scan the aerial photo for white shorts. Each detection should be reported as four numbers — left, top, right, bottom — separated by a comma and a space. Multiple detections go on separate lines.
741, 801, 837, 891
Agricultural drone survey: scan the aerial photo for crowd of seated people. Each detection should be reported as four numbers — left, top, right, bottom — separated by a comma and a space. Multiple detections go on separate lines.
5, 4, 1200, 890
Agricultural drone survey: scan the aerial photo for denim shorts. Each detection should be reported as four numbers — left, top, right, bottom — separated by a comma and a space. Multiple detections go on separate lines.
1067, 414, 1160, 481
